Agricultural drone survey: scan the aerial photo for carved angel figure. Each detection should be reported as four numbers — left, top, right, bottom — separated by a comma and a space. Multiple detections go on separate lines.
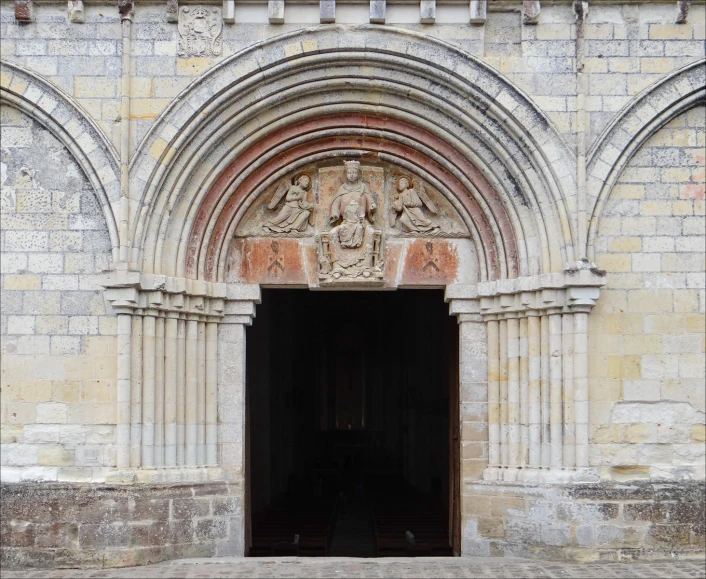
263, 174, 314, 234
389, 176, 441, 235
178, 7, 222, 58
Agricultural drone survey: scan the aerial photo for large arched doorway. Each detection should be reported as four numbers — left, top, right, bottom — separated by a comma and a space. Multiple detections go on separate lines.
246, 288, 459, 557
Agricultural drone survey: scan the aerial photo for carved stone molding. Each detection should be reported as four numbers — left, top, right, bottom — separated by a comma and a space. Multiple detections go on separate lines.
178, 6, 222, 58
68, 0, 85, 23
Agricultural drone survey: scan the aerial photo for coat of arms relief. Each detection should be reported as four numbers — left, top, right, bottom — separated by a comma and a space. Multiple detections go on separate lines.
234, 158, 469, 285
178, 6, 222, 58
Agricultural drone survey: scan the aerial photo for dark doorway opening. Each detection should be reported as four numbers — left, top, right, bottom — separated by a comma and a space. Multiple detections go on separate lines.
246, 289, 459, 557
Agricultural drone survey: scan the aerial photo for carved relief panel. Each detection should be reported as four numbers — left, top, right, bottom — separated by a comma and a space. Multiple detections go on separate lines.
178, 6, 222, 58
230, 158, 472, 287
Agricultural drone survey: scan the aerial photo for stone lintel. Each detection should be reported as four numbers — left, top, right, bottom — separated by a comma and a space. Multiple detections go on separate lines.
469, 0, 487, 24
370, 0, 386, 24
223, 0, 235, 23
320, 0, 335, 23
14, 0, 33, 22
68, 0, 85, 23
268, 0, 285, 24
166, 0, 178, 22
420, 0, 435, 24
523, 0, 541, 24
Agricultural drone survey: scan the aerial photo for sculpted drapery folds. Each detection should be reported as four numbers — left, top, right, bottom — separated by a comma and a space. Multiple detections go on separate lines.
263, 173, 314, 234
389, 175, 441, 236
318, 161, 384, 282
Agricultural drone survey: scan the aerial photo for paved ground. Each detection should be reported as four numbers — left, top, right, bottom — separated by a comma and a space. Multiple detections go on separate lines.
5, 557, 706, 579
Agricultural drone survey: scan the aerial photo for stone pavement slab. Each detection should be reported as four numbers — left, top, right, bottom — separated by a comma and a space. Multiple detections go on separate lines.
4, 557, 706, 579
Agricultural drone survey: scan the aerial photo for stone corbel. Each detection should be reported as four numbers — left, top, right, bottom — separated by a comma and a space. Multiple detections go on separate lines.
117, 0, 134, 20
14, 0, 33, 22
523, 0, 541, 24
370, 0, 386, 24
320, 0, 335, 23
676, 0, 692, 24
268, 0, 285, 24
68, 0, 85, 23
469, 0, 487, 24
420, 0, 435, 24
166, 0, 178, 23
223, 0, 235, 24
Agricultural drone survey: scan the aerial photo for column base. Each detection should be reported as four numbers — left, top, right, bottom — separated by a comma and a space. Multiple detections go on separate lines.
483, 466, 600, 484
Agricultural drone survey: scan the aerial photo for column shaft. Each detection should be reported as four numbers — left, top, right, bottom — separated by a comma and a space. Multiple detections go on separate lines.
164, 317, 178, 467
185, 319, 198, 465
487, 320, 500, 467
116, 313, 132, 469
540, 314, 551, 468
562, 313, 576, 469
154, 316, 165, 467
519, 317, 529, 466
141, 315, 156, 468
499, 320, 509, 467
548, 313, 563, 468
206, 322, 218, 465
130, 315, 143, 467
528, 315, 542, 468
197, 321, 207, 465
507, 318, 520, 467
574, 312, 589, 468
176, 319, 186, 465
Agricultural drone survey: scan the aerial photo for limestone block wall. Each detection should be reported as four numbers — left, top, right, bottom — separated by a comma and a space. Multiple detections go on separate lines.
0, 2, 704, 155
591, 105, 706, 481
1, 104, 117, 482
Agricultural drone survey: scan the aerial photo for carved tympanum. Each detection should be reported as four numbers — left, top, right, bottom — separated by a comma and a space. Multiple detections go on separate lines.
263, 173, 314, 235
317, 161, 384, 283
178, 6, 222, 58
389, 175, 441, 236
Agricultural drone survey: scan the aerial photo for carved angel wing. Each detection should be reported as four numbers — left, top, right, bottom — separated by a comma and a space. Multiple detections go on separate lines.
267, 181, 290, 210
417, 182, 439, 214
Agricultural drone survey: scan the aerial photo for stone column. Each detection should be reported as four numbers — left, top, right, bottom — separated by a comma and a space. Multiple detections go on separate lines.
458, 313, 488, 481
154, 316, 165, 466
185, 319, 199, 465
499, 319, 509, 467
206, 321, 219, 465
130, 315, 143, 467
519, 317, 529, 467
506, 317, 520, 473
116, 313, 132, 469
486, 318, 500, 468
562, 313, 576, 469
548, 312, 563, 469
574, 311, 589, 468
164, 317, 178, 467
527, 314, 542, 468
197, 321, 207, 465
141, 314, 156, 468
176, 319, 186, 465
540, 314, 551, 468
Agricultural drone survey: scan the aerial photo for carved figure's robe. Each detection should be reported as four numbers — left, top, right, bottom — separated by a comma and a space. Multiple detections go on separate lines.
329, 181, 377, 271
392, 189, 438, 233
264, 186, 312, 233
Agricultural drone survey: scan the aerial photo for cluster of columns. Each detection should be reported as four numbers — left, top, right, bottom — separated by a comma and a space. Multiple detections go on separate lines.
106, 275, 260, 479
448, 275, 602, 484
485, 309, 589, 481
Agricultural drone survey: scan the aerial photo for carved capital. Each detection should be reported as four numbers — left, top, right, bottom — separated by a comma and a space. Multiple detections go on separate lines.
420, 0, 436, 24
166, 0, 178, 22
320, 0, 335, 23
268, 0, 284, 24
370, 0, 386, 24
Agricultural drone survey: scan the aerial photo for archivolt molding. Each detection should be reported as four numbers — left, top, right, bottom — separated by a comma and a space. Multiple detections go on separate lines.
0, 59, 121, 260
128, 26, 578, 283
586, 59, 706, 261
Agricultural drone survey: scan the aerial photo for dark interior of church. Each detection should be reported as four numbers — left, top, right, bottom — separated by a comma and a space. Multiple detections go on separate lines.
246, 289, 459, 557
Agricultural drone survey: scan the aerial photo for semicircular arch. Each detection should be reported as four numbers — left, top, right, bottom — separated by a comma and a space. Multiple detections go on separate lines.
586, 59, 706, 261
129, 25, 578, 283
0, 59, 121, 259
